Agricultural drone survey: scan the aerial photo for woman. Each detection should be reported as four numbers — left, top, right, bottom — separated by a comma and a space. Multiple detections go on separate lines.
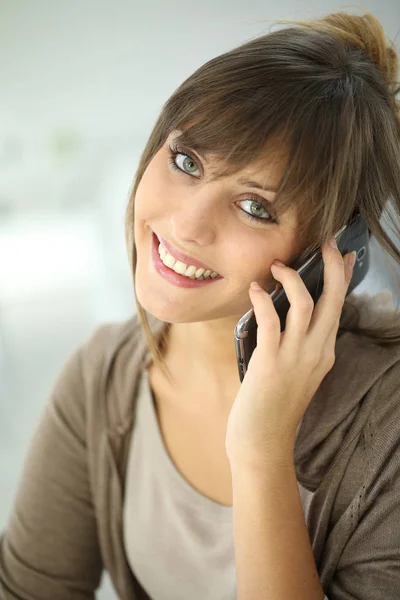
1, 10, 400, 600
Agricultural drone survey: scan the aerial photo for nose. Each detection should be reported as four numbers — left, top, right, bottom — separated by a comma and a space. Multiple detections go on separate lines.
169, 189, 221, 246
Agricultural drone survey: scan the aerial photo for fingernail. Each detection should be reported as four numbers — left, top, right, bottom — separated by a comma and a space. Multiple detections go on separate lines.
347, 251, 357, 269
272, 260, 285, 267
329, 236, 338, 249
250, 281, 263, 291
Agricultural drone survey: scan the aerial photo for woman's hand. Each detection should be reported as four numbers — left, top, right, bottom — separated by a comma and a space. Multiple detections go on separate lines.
225, 238, 356, 467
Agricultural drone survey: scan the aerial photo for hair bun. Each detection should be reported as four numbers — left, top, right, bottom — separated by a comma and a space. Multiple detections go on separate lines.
318, 12, 398, 88
281, 12, 400, 125
275, 12, 399, 101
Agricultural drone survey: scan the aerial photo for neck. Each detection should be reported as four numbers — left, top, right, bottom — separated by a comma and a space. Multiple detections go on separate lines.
162, 319, 242, 409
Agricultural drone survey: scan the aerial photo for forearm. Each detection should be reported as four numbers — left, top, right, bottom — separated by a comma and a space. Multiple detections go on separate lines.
230, 455, 325, 600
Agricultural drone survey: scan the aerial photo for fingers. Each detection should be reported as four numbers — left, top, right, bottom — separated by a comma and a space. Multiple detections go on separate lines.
248, 238, 357, 363
249, 281, 282, 359
269, 260, 314, 351
307, 239, 356, 342
344, 251, 357, 284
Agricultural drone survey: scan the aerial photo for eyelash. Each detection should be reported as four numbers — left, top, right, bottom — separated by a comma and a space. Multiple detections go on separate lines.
167, 144, 279, 226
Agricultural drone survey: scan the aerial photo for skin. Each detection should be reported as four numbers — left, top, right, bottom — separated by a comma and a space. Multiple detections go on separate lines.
134, 129, 354, 600
133, 129, 300, 409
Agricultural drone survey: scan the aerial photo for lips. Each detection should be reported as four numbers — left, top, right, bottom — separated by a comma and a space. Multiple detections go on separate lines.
155, 231, 216, 273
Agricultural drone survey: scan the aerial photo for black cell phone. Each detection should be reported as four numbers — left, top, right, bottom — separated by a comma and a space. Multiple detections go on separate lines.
234, 213, 370, 382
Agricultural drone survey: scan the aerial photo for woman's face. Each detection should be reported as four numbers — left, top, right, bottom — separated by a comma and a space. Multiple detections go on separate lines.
133, 130, 299, 325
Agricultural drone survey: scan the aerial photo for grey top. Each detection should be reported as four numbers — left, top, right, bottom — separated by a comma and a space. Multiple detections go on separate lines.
123, 365, 324, 600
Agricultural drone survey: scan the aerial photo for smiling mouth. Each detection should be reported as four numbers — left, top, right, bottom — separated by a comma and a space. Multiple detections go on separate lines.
154, 231, 220, 279
157, 240, 220, 280
151, 231, 223, 288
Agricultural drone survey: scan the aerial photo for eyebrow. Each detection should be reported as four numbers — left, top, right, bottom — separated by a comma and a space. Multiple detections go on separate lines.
238, 178, 279, 193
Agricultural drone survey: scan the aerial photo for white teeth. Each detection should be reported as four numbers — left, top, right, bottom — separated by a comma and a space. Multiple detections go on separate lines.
172, 260, 187, 275
162, 253, 176, 269
158, 242, 219, 279
185, 265, 197, 279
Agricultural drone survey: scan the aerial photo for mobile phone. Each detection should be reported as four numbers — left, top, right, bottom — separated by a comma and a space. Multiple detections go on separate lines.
234, 213, 370, 382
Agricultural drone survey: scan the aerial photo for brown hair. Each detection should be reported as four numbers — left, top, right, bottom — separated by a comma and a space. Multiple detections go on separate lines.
125, 10, 400, 382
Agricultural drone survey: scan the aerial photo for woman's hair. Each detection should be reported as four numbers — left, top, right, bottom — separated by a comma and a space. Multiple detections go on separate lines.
125, 10, 400, 381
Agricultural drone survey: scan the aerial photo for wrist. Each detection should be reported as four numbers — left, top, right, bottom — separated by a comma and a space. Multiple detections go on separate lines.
228, 440, 295, 474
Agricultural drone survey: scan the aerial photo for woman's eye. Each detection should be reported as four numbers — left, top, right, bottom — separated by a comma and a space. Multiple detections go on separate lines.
167, 145, 201, 177
237, 199, 278, 224
167, 144, 279, 225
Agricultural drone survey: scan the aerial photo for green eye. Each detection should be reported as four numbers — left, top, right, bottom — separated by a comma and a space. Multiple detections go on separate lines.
167, 144, 200, 176
237, 199, 278, 225
167, 144, 279, 226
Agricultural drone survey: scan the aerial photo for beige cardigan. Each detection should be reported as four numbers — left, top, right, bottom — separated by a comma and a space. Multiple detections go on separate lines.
1, 292, 400, 599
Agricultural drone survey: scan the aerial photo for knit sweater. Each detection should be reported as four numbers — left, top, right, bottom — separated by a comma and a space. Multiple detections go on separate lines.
1, 291, 400, 599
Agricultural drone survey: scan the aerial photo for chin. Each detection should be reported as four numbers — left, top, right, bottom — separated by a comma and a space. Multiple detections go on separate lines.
134, 278, 196, 324
134, 280, 236, 326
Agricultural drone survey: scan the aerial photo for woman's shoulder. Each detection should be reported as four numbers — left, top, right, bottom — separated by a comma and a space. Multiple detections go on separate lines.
49, 314, 143, 407
345, 288, 398, 326
65, 312, 167, 425
78, 311, 166, 359
80, 313, 142, 356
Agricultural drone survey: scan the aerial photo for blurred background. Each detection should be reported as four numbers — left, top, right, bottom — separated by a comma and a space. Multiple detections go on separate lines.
0, 0, 399, 597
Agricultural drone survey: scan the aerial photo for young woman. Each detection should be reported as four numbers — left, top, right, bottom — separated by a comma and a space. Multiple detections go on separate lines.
1, 10, 400, 600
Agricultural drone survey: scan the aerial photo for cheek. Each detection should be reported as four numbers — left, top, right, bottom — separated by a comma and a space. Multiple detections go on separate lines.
135, 165, 174, 220
234, 246, 280, 289
134, 184, 158, 224
231, 245, 272, 276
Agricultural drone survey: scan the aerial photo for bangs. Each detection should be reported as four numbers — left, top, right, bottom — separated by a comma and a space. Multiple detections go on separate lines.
162, 27, 369, 264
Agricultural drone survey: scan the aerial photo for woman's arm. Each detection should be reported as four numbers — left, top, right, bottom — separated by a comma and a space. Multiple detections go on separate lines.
230, 359, 400, 600
0, 346, 103, 599
230, 454, 326, 600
